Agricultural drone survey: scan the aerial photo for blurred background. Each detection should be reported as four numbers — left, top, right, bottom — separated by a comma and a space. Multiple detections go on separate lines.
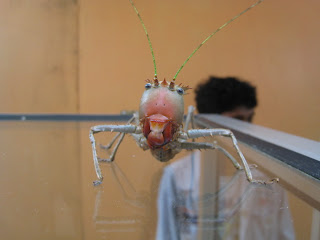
0, 0, 319, 141
0, 1, 319, 239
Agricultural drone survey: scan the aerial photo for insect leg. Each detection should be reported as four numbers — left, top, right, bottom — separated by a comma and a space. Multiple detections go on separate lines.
89, 124, 139, 186
100, 115, 136, 150
99, 132, 121, 150
187, 129, 279, 184
179, 141, 241, 170
182, 107, 242, 168
99, 132, 126, 163
130, 133, 149, 150
184, 106, 196, 132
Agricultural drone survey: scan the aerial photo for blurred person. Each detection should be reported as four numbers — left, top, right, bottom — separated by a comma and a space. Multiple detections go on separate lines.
195, 76, 257, 122
156, 151, 295, 240
156, 77, 295, 239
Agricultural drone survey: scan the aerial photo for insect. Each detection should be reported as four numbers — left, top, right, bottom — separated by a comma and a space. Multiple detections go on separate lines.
89, 0, 279, 186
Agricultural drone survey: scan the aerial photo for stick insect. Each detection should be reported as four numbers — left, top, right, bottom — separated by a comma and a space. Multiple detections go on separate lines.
89, 0, 279, 186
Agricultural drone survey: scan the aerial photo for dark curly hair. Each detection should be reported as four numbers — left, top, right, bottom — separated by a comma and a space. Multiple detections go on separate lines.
195, 76, 257, 114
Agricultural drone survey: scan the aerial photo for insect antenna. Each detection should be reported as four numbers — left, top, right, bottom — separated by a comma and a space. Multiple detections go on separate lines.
129, 0, 158, 81
172, 0, 264, 82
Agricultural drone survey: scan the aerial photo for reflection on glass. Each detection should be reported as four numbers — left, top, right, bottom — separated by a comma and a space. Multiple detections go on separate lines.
0, 121, 318, 239
156, 151, 295, 240
91, 161, 162, 239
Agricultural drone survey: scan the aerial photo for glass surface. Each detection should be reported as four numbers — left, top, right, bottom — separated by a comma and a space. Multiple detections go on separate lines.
0, 120, 319, 240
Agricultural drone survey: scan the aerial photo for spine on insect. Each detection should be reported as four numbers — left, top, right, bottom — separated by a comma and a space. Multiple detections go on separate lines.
128, 0, 265, 162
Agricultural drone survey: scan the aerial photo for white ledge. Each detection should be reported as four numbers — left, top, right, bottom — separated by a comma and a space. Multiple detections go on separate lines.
198, 114, 320, 161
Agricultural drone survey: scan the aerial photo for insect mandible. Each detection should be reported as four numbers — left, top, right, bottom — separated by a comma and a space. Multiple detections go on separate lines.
89, 0, 279, 186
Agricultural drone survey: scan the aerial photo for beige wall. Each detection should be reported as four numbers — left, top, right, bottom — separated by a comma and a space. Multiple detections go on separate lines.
78, 0, 320, 141
0, 122, 83, 239
0, 0, 319, 140
0, 0, 78, 113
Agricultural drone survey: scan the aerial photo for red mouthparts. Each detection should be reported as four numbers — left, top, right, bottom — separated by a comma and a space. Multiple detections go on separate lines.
142, 114, 177, 149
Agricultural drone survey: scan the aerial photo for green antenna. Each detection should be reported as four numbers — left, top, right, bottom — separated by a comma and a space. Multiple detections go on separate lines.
173, 0, 264, 81
129, 0, 158, 79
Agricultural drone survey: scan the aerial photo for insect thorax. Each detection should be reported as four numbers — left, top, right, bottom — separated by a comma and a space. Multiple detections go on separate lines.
150, 147, 181, 162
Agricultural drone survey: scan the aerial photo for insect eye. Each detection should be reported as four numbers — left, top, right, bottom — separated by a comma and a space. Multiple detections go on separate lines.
145, 83, 152, 90
176, 87, 184, 95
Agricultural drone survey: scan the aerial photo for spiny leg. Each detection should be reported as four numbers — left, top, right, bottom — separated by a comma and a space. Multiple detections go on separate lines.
130, 133, 149, 150
187, 128, 279, 184
214, 144, 242, 170
100, 115, 136, 150
99, 132, 126, 162
184, 106, 196, 132
89, 130, 103, 186
182, 106, 247, 170
89, 124, 139, 186
183, 107, 242, 169
100, 132, 121, 150
179, 142, 241, 170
